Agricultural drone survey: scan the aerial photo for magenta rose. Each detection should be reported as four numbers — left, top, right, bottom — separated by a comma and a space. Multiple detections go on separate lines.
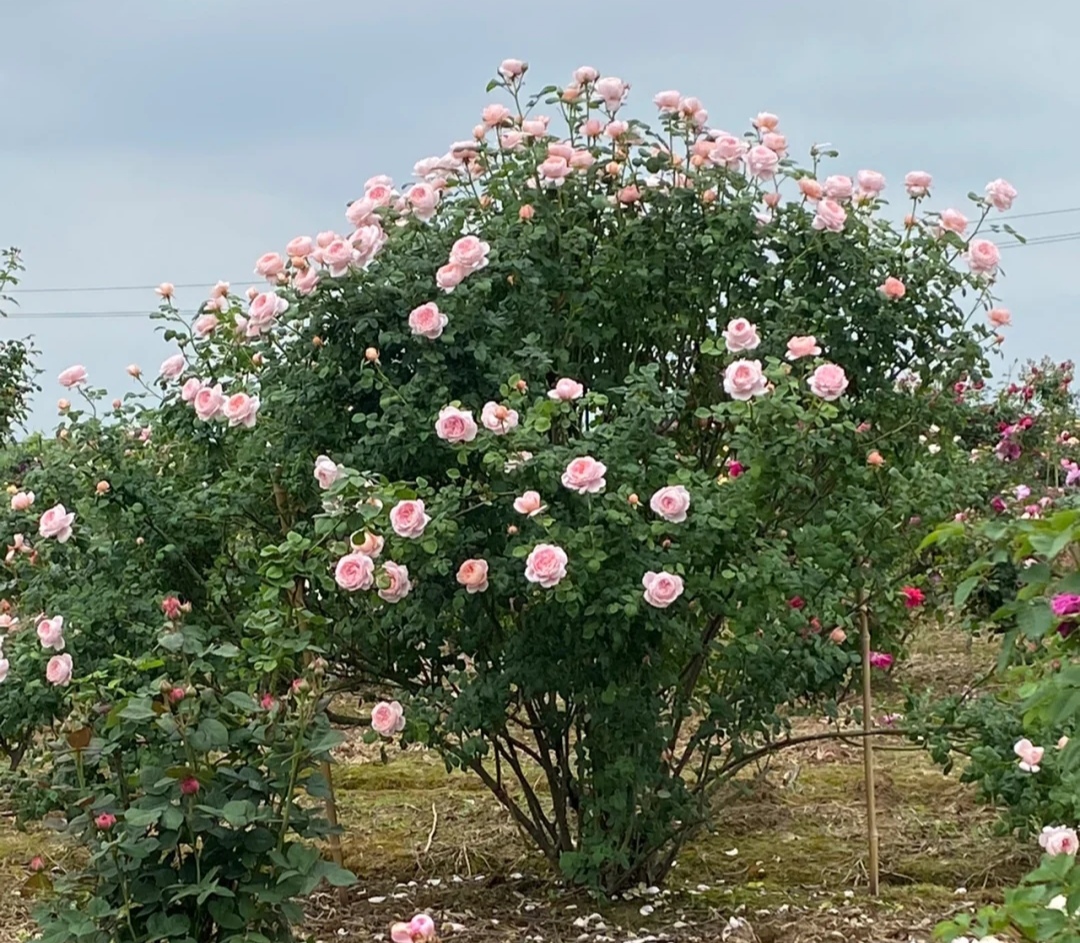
408, 302, 448, 339
1052, 593, 1080, 617
723, 360, 768, 401
721, 318, 761, 352
389, 500, 431, 539
39, 503, 75, 542
371, 700, 405, 737
377, 561, 412, 603
808, 363, 849, 401
561, 456, 607, 494
335, 552, 375, 592
649, 485, 691, 523
642, 571, 685, 608
525, 544, 568, 588
435, 405, 478, 444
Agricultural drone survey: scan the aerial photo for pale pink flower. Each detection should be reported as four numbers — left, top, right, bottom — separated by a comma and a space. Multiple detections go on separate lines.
812, 199, 847, 232
210, 280, 230, 298
988, 307, 1012, 327
710, 135, 746, 167
365, 174, 394, 192
573, 66, 599, 84
159, 353, 185, 379
722, 318, 761, 352
193, 384, 225, 421
746, 145, 779, 179
593, 76, 628, 110
985, 178, 1017, 211
1014, 737, 1044, 773
335, 552, 374, 592
823, 175, 853, 200
521, 116, 550, 137
180, 378, 202, 403
561, 456, 607, 494
436, 263, 466, 293
126, 364, 141, 378
314, 455, 341, 490
39, 504, 75, 543
371, 700, 405, 736
798, 177, 823, 201
390, 500, 430, 538
10, 491, 34, 512
513, 491, 545, 517
365, 183, 394, 207
482, 103, 512, 128
642, 571, 685, 608
604, 120, 629, 140
547, 378, 584, 401
856, 170, 886, 194
223, 393, 259, 428
761, 132, 787, 156
408, 183, 440, 221
36, 616, 65, 651
435, 405, 478, 444
155, 282, 175, 299
193, 313, 219, 336
525, 544, 568, 588
293, 266, 320, 295
408, 303, 448, 339
254, 252, 285, 280
650, 485, 691, 523
58, 365, 87, 388
786, 335, 822, 360
350, 224, 387, 265
323, 238, 361, 277
580, 117, 604, 138
967, 238, 1000, 275
0, 659, 8, 683
617, 185, 641, 204
481, 401, 519, 435
286, 236, 313, 258
456, 558, 490, 594
569, 149, 595, 171
378, 561, 411, 603
449, 236, 490, 273
345, 197, 376, 229
723, 360, 768, 401
1039, 825, 1079, 856
539, 155, 572, 187
653, 90, 681, 112
498, 58, 527, 79
352, 532, 384, 558
46, 653, 73, 686
939, 208, 968, 234
904, 170, 933, 197
752, 112, 779, 132
808, 363, 849, 401
879, 277, 906, 300
246, 291, 289, 336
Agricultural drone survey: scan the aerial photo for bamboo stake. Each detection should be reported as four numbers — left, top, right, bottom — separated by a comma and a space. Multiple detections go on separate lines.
860, 604, 880, 896
321, 759, 349, 904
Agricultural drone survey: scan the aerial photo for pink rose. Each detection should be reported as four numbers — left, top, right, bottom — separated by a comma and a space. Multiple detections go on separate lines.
722, 318, 761, 352
746, 145, 778, 179
435, 405, 478, 444
967, 238, 1000, 275
335, 552, 375, 592
481, 401, 519, 434
1040, 825, 1079, 856
521, 116, 550, 137
823, 175, 853, 200
593, 76, 627, 110
390, 500, 431, 538
323, 238, 360, 277
193, 313, 219, 336
254, 252, 285, 280
797, 177, 823, 201
723, 360, 768, 401
39, 503, 75, 543
408, 183, 440, 221
0, 658, 8, 682
653, 89, 681, 112
449, 236, 490, 273
988, 307, 1012, 327
812, 199, 847, 232
939, 208, 968, 234
561, 456, 607, 494
378, 561, 411, 603
752, 112, 779, 131
345, 197, 376, 229
547, 378, 584, 401
808, 363, 849, 401
37, 616, 65, 651
879, 277, 906, 299
1014, 737, 1044, 773
580, 117, 604, 138
156, 282, 175, 299
10, 491, 34, 511
513, 491, 545, 516
371, 700, 405, 737
710, 135, 746, 168
352, 531, 384, 557
904, 170, 932, 197
650, 485, 691, 523
210, 280, 230, 298
180, 378, 202, 403
525, 543, 568, 588
482, 103, 512, 128
617, 185, 641, 204
46, 653, 73, 686
286, 236, 313, 258
761, 132, 787, 156
604, 120, 629, 140
365, 183, 394, 207
456, 558, 490, 593
436, 263, 466, 293
247, 291, 289, 336
569, 149, 595, 171
573, 66, 599, 84
499, 58, 527, 79
193, 384, 225, 421
58, 365, 87, 388
223, 393, 259, 428
642, 571, 685, 608
159, 353, 185, 379
314, 455, 342, 490
293, 266, 320, 295
539, 156, 572, 186
408, 302, 448, 340
985, 178, 1017, 212
786, 335, 822, 360
856, 169, 885, 194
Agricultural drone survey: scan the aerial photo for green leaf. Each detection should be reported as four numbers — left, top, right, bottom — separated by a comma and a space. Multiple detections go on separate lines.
1018, 601, 1054, 640
953, 576, 979, 609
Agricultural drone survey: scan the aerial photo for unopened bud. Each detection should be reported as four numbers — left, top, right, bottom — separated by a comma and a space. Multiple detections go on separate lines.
364, 347, 379, 362
312, 336, 324, 348
251, 352, 264, 366
514, 379, 528, 393
112, 398, 122, 410
662, 538, 671, 549
507, 525, 518, 536
96, 480, 110, 494
57, 399, 70, 412
628, 494, 639, 506
126, 364, 141, 378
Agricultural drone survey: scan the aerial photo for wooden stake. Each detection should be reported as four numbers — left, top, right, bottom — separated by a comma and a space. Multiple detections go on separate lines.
322, 759, 349, 905
860, 605, 880, 896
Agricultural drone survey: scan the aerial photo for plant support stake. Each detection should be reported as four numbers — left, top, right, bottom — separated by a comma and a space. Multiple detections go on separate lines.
860, 604, 880, 895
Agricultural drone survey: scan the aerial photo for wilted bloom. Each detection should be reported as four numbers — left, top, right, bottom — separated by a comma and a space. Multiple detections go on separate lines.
161, 596, 182, 620
868, 651, 894, 670
371, 700, 406, 736
1039, 825, 1079, 856
391, 914, 436, 943
1014, 737, 1044, 773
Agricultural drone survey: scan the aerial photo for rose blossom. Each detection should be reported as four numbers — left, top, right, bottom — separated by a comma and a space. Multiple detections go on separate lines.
988, 307, 1012, 327
294, 266, 320, 295
525, 543, 568, 588
1052, 593, 1080, 617
823, 175, 853, 200
435, 405, 478, 444
314, 455, 342, 490
180, 378, 202, 403
408, 302, 448, 340
786, 335, 822, 360
46, 653, 73, 686
1039, 825, 1079, 856
378, 561, 411, 603
39, 504, 75, 542
939, 208, 968, 234
449, 235, 490, 273
513, 491, 545, 516
58, 365, 87, 388
808, 363, 849, 401
650, 485, 691, 523
746, 145, 778, 179
642, 571, 685, 608
10, 491, 34, 512
967, 239, 1000, 275
548, 378, 584, 401
254, 252, 285, 280
482, 103, 512, 128
221, 392, 259, 429
797, 177, 823, 201
752, 112, 779, 131
155, 282, 174, 299
761, 132, 786, 155
390, 500, 431, 538
371, 700, 405, 736
856, 169, 886, 194
334, 552, 375, 592
37, 616, 65, 651
879, 277, 906, 299
721, 318, 761, 352
194, 313, 219, 336
868, 651, 894, 669
180, 777, 200, 796
1014, 737, 1044, 773
456, 558, 490, 593
653, 89, 681, 112
812, 199, 847, 232
193, 384, 225, 421
985, 178, 1017, 211
481, 401, 519, 435
561, 456, 607, 494
436, 263, 466, 292
710, 134, 746, 167
408, 183, 440, 221
159, 353, 185, 379
350, 532, 383, 558
286, 236, 313, 258
322, 238, 360, 277
499, 58, 526, 79
904, 170, 933, 196
391, 915, 436, 943
593, 76, 627, 110
723, 360, 768, 401
246, 291, 289, 336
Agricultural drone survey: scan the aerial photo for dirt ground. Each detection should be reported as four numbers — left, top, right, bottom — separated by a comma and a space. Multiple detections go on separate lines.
0, 626, 1026, 943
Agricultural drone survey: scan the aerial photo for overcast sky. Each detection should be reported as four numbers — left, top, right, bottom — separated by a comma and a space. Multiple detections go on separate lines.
2, 0, 1076, 430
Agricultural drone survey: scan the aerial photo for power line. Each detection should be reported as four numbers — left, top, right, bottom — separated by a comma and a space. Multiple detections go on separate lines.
992, 206, 1080, 223
10, 280, 250, 295
0, 310, 195, 320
